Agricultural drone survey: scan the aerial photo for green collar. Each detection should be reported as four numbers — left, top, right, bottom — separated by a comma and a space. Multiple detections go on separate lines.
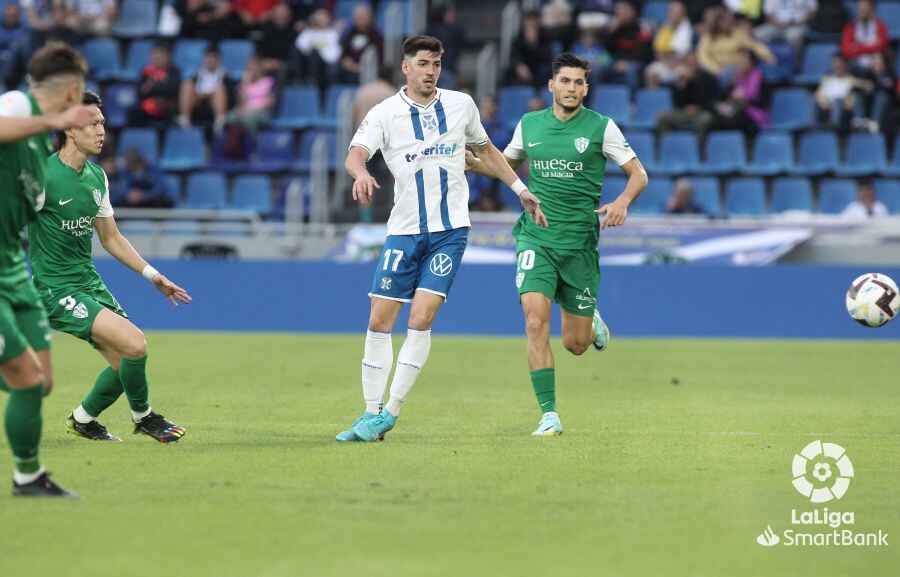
27, 92, 43, 117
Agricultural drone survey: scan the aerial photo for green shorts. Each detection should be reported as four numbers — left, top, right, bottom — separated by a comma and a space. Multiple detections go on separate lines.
42, 285, 127, 346
0, 279, 51, 364
515, 240, 600, 317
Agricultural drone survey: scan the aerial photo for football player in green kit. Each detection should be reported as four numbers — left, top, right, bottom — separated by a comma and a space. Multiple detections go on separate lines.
0, 42, 96, 497
29, 90, 190, 444
468, 52, 648, 436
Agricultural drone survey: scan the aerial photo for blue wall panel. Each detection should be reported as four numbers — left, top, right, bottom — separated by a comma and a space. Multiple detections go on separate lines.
93, 261, 900, 339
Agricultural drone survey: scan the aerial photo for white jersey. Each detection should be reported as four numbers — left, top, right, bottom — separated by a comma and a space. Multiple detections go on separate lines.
349, 86, 488, 236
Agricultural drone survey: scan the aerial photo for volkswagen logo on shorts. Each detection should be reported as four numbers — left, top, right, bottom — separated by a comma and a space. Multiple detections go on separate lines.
430, 253, 453, 277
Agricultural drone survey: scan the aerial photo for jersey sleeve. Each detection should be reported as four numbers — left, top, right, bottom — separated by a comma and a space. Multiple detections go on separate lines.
601, 119, 637, 167
503, 120, 525, 160
98, 169, 114, 217
464, 95, 489, 146
348, 104, 386, 160
0, 91, 32, 118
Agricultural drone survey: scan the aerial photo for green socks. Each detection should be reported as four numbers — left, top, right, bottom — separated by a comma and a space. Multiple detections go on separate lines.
530, 368, 556, 414
5, 385, 43, 474
82, 367, 125, 417
119, 355, 150, 413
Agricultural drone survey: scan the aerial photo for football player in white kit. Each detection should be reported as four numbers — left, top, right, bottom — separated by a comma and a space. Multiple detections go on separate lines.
337, 35, 546, 442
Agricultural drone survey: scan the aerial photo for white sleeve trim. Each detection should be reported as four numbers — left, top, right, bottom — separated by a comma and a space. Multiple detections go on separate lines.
0, 91, 32, 118
97, 168, 115, 217
602, 119, 637, 167
503, 121, 526, 160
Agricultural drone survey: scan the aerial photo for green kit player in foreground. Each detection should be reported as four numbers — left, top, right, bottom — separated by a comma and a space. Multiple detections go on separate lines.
0, 42, 96, 497
29, 90, 190, 444
468, 52, 648, 436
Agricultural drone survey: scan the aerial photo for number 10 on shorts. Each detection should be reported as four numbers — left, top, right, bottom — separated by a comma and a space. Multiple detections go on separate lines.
517, 249, 535, 271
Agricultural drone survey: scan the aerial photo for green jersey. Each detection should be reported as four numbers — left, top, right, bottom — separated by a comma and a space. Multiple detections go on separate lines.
28, 152, 113, 294
505, 106, 635, 249
0, 91, 52, 287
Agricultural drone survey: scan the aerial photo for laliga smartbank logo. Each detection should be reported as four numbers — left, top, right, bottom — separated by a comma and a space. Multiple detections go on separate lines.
756, 440, 889, 548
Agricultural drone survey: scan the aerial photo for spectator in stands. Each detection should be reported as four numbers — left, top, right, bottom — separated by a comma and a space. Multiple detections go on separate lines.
815, 53, 872, 133
286, 0, 324, 25
696, 6, 775, 83
352, 64, 394, 129
226, 56, 275, 134
663, 178, 708, 215
841, 0, 890, 125
468, 94, 510, 208
722, 0, 763, 23
294, 7, 340, 89
601, 1, 653, 90
570, 19, 611, 84
809, 0, 849, 35
258, 3, 296, 77
508, 10, 551, 87
176, 0, 235, 41
0, 3, 27, 78
657, 54, 719, 137
130, 42, 182, 125
177, 47, 229, 130
542, 0, 575, 50
68, 0, 118, 37
21, 0, 55, 39
753, 0, 816, 54
338, 4, 383, 84
711, 50, 770, 133
644, 0, 693, 87
576, 0, 616, 29
426, 4, 465, 73
234, 0, 280, 38
42, 1, 79, 46
111, 149, 173, 209
842, 180, 888, 218
881, 78, 900, 154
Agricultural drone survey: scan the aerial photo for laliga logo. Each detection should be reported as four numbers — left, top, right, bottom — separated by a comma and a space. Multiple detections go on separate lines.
792, 440, 854, 503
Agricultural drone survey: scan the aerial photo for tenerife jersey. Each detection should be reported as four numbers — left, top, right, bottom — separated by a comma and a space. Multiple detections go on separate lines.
28, 152, 114, 294
0, 91, 52, 287
349, 86, 488, 236
505, 107, 635, 250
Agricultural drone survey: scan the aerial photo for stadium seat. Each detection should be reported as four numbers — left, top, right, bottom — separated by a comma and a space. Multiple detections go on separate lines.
725, 177, 766, 216
173, 39, 209, 78
702, 131, 747, 174
295, 131, 337, 173
839, 133, 887, 176
82, 38, 121, 81
117, 128, 159, 160
794, 131, 839, 176
630, 177, 671, 214
746, 131, 794, 175
874, 178, 900, 213
163, 173, 182, 202
231, 175, 274, 214
690, 176, 721, 216
760, 43, 795, 82
112, 0, 158, 38
159, 127, 207, 171
319, 84, 358, 129
271, 85, 320, 130
603, 175, 627, 198
375, 0, 410, 35
209, 131, 250, 173
771, 177, 813, 213
498, 86, 536, 129
182, 171, 227, 209
590, 84, 631, 124
249, 130, 295, 173
657, 131, 699, 174
881, 2, 900, 38
275, 176, 311, 220
121, 39, 153, 81
625, 130, 655, 171
641, 1, 668, 23
769, 88, 813, 131
886, 136, 900, 176
795, 43, 838, 85
631, 88, 672, 129
817, 178, 856, 214
219, 39, 254, 79
102, 83, 137, 128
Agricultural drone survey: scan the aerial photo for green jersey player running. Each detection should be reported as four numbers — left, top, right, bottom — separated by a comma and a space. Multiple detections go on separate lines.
469, 52, 648, 436
0, 42, 96, 497
29, 90, 190, 444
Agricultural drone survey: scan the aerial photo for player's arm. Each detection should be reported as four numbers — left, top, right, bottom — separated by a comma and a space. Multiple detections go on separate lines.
0, 92, 95, 144
470, 139, 547, 227
595, 157, 648, 229
345, 145, 380, 203
94, 216, 192, 307
464, 149, 523, 175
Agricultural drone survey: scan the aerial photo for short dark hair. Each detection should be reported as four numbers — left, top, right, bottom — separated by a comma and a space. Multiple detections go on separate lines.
152, 41, 171, 53
27, 41, 86, 83
58, 89, 102, 149
204, 47, 219, 56
402, 35, 443, 58
552, 52, 591, 79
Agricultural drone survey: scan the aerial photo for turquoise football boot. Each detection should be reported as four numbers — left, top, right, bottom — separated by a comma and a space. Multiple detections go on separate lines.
532, 412, 563, 436
351, 410, 397, 442
336, 412, 381, 442
592, 308, 610, 351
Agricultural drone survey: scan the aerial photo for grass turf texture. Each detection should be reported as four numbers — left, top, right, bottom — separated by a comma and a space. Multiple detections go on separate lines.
1, 333, 898, 577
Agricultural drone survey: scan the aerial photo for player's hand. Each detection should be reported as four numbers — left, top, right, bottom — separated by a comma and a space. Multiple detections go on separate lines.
352, 173, 380, 203
49, 105, 95, 131
520, 189, 548, 227
595, 198, 629, 230
464, 150, 478, 171
152, 274, 192, 307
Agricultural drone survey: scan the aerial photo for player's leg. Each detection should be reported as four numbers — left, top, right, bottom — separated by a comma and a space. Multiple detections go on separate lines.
558, 248, 609, 353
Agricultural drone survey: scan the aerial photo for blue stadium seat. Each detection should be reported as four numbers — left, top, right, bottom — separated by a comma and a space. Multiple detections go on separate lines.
746, 131, 794, 175
702, 131, 747, 174
498, 86, 536, 129
881, 2, 900, 38
272, 86, 320, 130
818, 178, 856, 214
319, 84, 358, 129
796, 43, 838, 85
120, 39, 153, 81
760, 43, 795, 82
630, 177, 671, 214
294, 131, 337, 173
725, 177, 766, 216
103, 84, 137, 128
375, 0, 410, 35
117, 128, 158, 160
657, 131, 699, 174
771, 177, 813, 213
173, 39, 209, 78
839, 133, 887, 176
159, 127, 207, 171
182, 171, 227, 209
112, 0, 158, 37
641, 1, 668, 23
886, 136, 900, 176
602, 175, 627, 198
631, 88, 672, 129
794, 131, 839, 176
249, 130, 295, 173
691, 176, 721, 216
770, 88, 813, 131
82, 38, 121, 81
163, 173, 182, 202
209, 131, 250, 173
590, 85, 631, 125
626, 130, 655, 171
219, 39, 254, 79
874, 178, 900, 213
231, 175, 273, 213
274, 176, 311, 220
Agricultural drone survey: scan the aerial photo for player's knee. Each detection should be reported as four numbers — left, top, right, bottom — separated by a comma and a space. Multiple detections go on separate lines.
407, 310, 435, 331
368, 313, 394, 333
564, 337, 589, 356
121, 330, 147, 359
525, 314, 549, 336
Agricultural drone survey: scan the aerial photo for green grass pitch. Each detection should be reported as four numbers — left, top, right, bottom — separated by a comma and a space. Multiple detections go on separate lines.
1, 333, 898, 576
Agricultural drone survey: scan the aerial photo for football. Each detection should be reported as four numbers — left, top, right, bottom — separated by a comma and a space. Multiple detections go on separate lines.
845, 273, 900, 327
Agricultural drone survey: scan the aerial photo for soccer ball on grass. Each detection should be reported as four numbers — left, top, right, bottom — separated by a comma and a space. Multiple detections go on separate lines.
845, 273, 899, 327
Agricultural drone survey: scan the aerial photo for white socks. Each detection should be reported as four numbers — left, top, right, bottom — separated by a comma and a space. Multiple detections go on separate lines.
13, 466, 45, 485
362, 330, 393, 414
132, 408, 151, 422
72, 405, 94, 424
385, 328, 432, 416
